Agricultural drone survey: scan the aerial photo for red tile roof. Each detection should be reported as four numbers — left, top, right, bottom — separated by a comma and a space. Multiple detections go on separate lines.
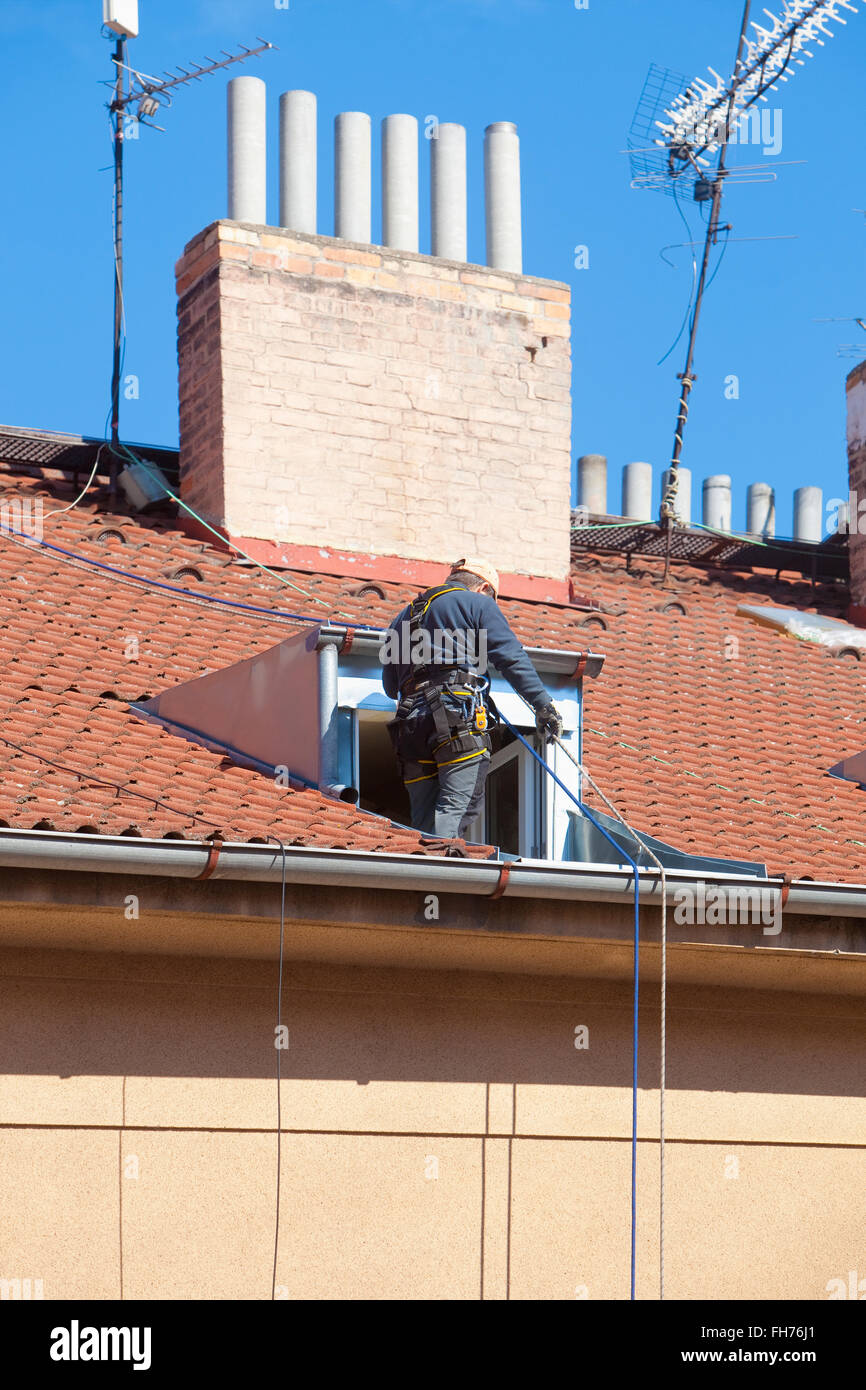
1, 461, 865, 881
0, 469, 454, 852
570, 547, 866, 883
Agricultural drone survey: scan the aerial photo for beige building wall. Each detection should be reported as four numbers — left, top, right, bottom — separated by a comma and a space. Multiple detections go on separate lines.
1, 943, 864, 1301
175, 222, 573, 581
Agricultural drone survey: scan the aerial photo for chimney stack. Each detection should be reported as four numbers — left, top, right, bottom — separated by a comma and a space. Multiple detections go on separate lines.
703, 475, 732, 531
177, 89, 572, 595
334, 112, 372, 243
430, 123, 467, 261
227, 76, 267, 224
621, 462, 653, 520
279, 90, 317, 234
793, 486, 823, 543
382, 115, 419, 253
484, 122, 522, 273
746, 482, 775, 538
577, 454, 607, 515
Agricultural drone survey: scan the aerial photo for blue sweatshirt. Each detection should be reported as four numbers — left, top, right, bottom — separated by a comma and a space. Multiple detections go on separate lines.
381, 580, 551, 709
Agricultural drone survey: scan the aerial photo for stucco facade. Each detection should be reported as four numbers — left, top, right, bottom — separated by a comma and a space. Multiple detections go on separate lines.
2, 862, 864, 1301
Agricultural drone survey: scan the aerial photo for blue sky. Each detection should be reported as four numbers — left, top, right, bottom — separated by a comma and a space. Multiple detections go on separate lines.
1, 0, 864, 535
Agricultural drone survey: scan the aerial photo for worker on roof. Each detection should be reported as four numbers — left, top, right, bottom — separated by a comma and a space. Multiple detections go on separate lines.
381, 557, 563, 842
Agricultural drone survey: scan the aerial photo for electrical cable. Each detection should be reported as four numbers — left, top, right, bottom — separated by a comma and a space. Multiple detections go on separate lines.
570, 521, 658, 532
492, 705, 642, 1300
0, 524, 385, 633
269, 835, 287, 1301
703, 224, 731, 295
492, 698, 673, 1298
554, 735, 668, 1302
43, 441, 110, 521
113, 439, 355, 616
657, 181, 700, 366
0, 734, 225, 834
692, 518, 769, 546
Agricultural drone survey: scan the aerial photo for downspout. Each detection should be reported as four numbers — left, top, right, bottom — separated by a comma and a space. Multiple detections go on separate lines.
317, 634, 357, 803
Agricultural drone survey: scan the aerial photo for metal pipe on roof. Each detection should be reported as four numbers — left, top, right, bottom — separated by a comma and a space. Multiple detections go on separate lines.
279, 89, 317, 234
702, 475, 732, 531
577, 455, 607, 515
746, 482, 775, 538
621, 462, 653, 520
1, 830, 864, 918
335, 111, 372, 242
382, 114, 419, 253
793, 485, 823, 543
484, 121, 522, 272
430, 122, 467, 261
227, 75, 267, 224
317, 639, 344, 796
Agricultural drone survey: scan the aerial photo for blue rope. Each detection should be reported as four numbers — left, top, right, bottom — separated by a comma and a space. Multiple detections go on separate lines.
0, 525, 385, 632
495, 708, 641, 1301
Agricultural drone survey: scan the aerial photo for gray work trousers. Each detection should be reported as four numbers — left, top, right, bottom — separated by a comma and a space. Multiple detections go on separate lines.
407, 752, 491, 839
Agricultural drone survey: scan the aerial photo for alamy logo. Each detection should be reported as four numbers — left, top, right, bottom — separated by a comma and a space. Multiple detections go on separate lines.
665, 107, 783, 157
827, 491, 866, 536
0, 1276, 43, 1299
379, 621, 488, 672
50, 1321, 152, 1371
0, 495, 44, 541
673, 881, 782, 936
826, 1270, 866, 1300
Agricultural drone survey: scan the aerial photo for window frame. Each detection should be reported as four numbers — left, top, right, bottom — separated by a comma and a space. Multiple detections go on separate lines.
337, 660, 583, 861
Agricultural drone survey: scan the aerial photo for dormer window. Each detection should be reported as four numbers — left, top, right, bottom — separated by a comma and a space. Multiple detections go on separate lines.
133, 623, 603, 862
336, 633, 600, 859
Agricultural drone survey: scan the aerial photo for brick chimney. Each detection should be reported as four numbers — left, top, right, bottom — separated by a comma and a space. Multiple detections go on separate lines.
846, 361, 866, 620
175, 221, 572, 598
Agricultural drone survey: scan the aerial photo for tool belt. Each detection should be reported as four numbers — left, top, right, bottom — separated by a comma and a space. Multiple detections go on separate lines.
389, 667, 492, 778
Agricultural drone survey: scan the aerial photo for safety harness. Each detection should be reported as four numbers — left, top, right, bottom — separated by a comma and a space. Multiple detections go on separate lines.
388, 583, 493, 783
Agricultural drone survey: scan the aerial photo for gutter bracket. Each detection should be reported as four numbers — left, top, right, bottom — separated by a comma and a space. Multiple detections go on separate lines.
195, 837, 224, 880
489, 863, 511, 899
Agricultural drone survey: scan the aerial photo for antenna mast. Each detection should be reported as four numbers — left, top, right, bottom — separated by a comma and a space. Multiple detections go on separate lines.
101, 1, 275, 496
632, 0, 861, 575
660, 0, 753, 572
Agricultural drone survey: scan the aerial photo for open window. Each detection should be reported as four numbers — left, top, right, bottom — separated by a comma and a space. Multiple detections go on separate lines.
348, 710, 411, 824
336, 630, 588, 856
462, 724, 544, 856
341, 701, 583, 859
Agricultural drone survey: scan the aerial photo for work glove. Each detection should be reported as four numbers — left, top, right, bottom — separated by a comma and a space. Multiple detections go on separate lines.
535, 701, 563, 740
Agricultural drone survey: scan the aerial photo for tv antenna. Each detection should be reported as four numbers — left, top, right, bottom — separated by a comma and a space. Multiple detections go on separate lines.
101, 1, 275, 494
814, 315, 866, 356
628, 0, 860, 578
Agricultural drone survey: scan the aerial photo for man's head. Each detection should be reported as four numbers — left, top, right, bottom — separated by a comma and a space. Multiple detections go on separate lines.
448, 557, 500, 599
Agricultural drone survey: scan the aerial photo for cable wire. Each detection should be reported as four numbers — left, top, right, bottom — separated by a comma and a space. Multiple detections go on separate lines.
0, 524, 384, 633
554, 736, 668, 1302
113, 440, 354, 616
692, 519, 769, 546
493, 705, 642, 1300
270, 836, 287, 1301
0, 734, 225, 834
703, 223, 731, 295
657, 181, 700, 366
43, 445, 109, 521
